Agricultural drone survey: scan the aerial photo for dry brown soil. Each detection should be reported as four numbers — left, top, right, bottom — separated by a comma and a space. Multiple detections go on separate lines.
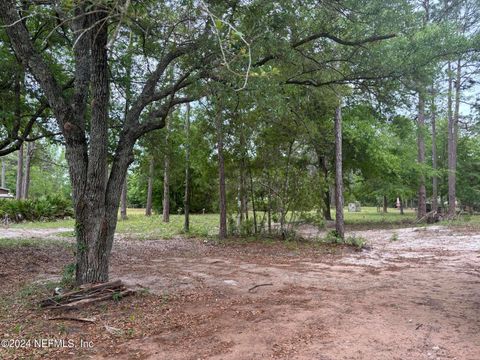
0, 225, 479, 360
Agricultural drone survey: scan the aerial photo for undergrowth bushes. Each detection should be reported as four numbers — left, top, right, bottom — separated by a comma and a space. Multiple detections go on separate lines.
0, 195, 73, 223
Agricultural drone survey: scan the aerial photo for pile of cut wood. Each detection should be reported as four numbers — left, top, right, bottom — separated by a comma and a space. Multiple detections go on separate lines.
40, 280, 135, 310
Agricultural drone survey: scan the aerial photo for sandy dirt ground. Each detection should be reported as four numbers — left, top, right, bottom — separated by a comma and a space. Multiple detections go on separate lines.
0, 225, 479, 359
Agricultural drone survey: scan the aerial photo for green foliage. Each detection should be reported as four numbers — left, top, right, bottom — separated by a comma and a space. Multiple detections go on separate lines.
0, 237, 70, 248
60, 263, 76, 288
344, 235, 367, 250
298, 212, 325, 228
321, 231, 366, 249
0, 195, 73, 222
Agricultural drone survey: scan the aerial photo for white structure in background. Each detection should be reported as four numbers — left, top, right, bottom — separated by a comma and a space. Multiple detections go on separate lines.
348, 202, 361, 212
0, 187, 14, 199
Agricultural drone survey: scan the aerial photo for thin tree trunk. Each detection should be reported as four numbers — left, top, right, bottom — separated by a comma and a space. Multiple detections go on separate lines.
216, 103, 227, 239
120, 31, 133, 222
22, 141, 34, 199
15, 70, 23, 200
249, 168, 257, 234
162, 120, 171, 223
399, 196, 404, 215
383, 195, 388, 213
448, 60, 460, 217
320, 155, 333, 221
417, 91, 427, 220
120, 177, 127, 220
184, 103, 190, 233
1, 158, 6, 188
237, 173, 244, 227
145, 158, 154, 216
334, 104, 345, 239
16, 144, 23, 200
431, 88, 438, 213
267, 176, 272, 234
162, 157, 170, 221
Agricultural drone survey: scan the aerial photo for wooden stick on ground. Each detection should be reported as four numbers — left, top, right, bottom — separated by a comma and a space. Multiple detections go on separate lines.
248, 283, 273, 292
47, 316, 96, 323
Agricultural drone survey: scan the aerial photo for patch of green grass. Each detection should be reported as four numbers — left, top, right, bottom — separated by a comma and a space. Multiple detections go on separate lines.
438, 214, 480, 228
390, 232, 399, 242
342, 206, 416, 226
10, 218, 75, 229
11, 209, 219, 240
56, 230, 76, 237
115, 212, 219, 239
317, 231, 367, 250
0, 237, 71, 248
18, 280, 58, 300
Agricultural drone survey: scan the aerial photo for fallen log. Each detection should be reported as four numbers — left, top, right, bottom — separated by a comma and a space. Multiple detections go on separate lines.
40, 280, 135, 309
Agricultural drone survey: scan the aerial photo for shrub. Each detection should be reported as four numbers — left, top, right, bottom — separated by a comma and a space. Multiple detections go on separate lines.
0, 195, 73, 223
298, 211, 325, 228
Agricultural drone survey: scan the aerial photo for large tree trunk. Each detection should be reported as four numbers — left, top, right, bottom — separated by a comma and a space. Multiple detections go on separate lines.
431, 88, 438, 212
74, 10, 112, 285
0, 3, 170, 285
216, 103, 227, 239
16, 144, 23, 200
447, 60, 460, 217
120, 177, 127, 220
334, 105, 345, 239
417, 91, 427, 220
184, 103, 190, 233
383, 195, 388, 213
22, 141, 34, 199
145, 157, 154, 216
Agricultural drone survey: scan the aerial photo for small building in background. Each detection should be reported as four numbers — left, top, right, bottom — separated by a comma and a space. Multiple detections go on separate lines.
0, 187, 14, 199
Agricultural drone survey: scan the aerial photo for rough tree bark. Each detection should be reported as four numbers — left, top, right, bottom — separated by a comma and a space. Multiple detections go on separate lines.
184, 103, 190, 233
22, 141, 34, 199
267, 175, 272, 234
0, 2, 196, 284
334, 104, 345, 239
145, 158, 154, 217
15, 144, 23, 200
74, 9, 112, 284
162, 120, 171, 223
430, 88, 438, 213
216, 102, 227, 239
120, 177, 127, 221
1, 159, 5, 188
249, 168, 257, 234
447, 60, 460, 217
15, 70, 23, 200
319, 155, 333, 221
120, 32, 134, 222
417, 91, 427, 220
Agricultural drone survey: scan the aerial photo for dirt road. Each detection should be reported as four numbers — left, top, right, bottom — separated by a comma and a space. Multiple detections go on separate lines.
1, 225, 479, 359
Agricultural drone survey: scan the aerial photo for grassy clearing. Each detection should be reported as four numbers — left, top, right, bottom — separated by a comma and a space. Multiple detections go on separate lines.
340, 206, 416, 225
438, 213, 480, 229
7, 206, 453, 240
11, 208, 219, 240
0, 237, 72, 248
